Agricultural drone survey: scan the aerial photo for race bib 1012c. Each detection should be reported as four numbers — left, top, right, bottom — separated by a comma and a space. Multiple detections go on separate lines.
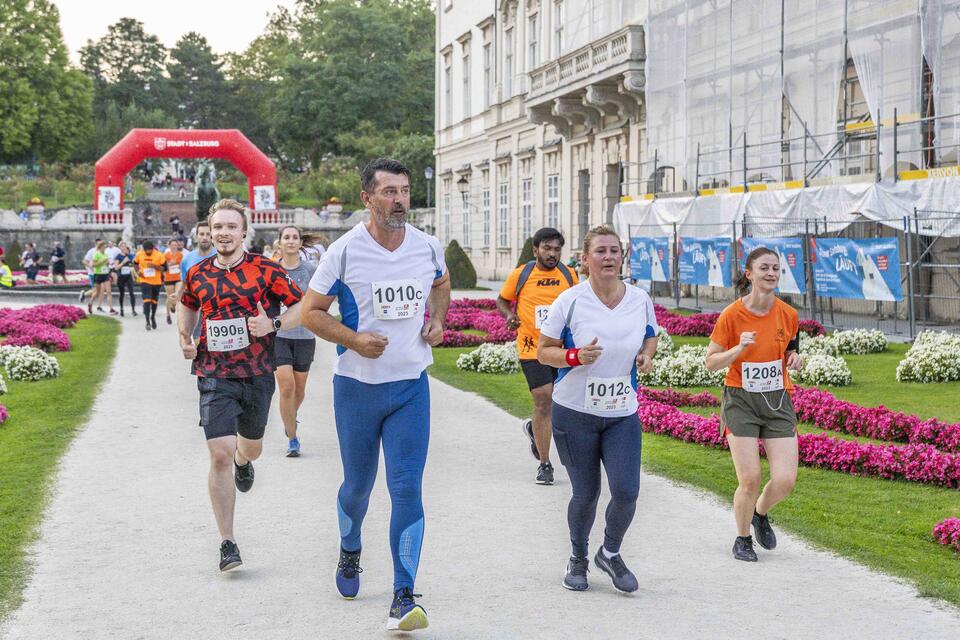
585, 375, 633, 413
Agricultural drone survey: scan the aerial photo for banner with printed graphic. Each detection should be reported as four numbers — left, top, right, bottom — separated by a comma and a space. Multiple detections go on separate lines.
811, 237, 902, 302
679, 236, 732, 287
738, 237, 806, 295
629, 236, 671, 282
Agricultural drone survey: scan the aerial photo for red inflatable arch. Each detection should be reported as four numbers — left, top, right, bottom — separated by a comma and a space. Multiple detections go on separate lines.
94, 128, 277, 213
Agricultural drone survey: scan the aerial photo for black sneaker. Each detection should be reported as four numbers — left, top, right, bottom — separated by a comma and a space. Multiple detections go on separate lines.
732, 535, 758, 562
752, 511, 777, 550
219, 539, 242, 571
522, 418, 539, 460
151, 317, 158, 330
234, 460, 255, 492
145, 318, 152, 331
562, 555, 589, 591
536, 461, 554, 485
387, 588, 428, 631
336, 548, 362, 599
593, 549, 639, 593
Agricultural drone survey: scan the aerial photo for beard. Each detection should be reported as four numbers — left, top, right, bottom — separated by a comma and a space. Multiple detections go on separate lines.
379, 206, 407, 229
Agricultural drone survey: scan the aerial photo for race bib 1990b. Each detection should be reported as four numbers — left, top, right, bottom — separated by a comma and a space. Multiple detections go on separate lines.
585, 376, 633, 413
371, 279, 424, 320
534, 305, 551, 329
742, 359, 784, 393
206, 317, 250, 352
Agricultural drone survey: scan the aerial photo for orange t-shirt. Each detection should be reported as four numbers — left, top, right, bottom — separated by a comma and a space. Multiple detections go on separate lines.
164, 250, 183, 283
499, 263, 579, 360
134, 250, 167, 285
709, 297, 800, 392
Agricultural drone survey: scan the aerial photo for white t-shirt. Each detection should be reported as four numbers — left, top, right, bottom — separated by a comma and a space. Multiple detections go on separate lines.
106, 246, 121, 264
83, 247, 97, 274
540, 280, 659, 417
308, 223, 446, 384
301, 244, 326, 265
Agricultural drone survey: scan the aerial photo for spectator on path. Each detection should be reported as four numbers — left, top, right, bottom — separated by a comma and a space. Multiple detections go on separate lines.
178, 185, 186, 199
21, 243, 40, 284
113, 241, 138, 318
171, 215, 183, 236
50, 241, 66, 283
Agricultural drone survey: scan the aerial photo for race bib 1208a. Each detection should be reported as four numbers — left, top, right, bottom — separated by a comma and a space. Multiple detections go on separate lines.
742, 359, 784, 393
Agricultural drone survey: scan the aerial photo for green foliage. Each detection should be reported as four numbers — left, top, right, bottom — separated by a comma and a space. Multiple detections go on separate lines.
516, 237, 535, 267
0, 0, 93, 162
167, 32, 230, 129
5, 241, 23, 268
336, 123, 435, 207
444, 240, 477, 289
71, 100, 175, 162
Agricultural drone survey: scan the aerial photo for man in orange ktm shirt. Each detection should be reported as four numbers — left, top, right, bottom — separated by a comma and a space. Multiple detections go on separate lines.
164, 238, 185, 325
497, 228, 578, 485
134, 240, 167, 331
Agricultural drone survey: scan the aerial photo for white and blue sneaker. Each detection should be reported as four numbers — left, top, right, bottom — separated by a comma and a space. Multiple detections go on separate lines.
387, 588, 428, 632
286, 437, 301, 458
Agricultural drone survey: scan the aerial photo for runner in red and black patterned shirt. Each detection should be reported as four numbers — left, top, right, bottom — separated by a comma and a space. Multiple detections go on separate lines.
176, 199, 305, 573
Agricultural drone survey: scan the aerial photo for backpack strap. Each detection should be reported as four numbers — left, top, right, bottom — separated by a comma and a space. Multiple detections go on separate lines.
514, 260, 537, 298
556, 262, 575, 287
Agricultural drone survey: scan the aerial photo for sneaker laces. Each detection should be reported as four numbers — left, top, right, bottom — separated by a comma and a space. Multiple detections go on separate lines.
337, 551, 363, 574
604, 553, 630, 577
568, 556, 589, 576
395, 588, 421, 607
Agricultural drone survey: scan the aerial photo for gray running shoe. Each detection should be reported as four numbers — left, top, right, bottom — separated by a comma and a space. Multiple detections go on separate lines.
234, 460, 255, 492
593, 549, 639, 593
536, 461, 554, 485
562, 556, 589, 591
732, 535, 758, 562
522, 419, 539, 460
752, 511, 777, 550
219, 539, 242, 571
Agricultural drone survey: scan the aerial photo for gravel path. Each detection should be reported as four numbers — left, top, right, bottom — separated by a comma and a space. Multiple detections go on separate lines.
2, 308, 960, 639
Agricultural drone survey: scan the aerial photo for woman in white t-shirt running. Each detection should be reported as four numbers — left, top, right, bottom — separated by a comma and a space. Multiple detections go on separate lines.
538, 226, 658, 594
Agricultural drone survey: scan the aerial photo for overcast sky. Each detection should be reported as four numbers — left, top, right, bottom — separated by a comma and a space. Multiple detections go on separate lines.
54, 0, 298, 64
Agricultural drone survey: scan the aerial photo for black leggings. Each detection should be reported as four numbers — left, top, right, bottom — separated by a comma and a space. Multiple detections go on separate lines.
117, 275, 136, 312
140, 283, 161, 320
552, 403, 642, 558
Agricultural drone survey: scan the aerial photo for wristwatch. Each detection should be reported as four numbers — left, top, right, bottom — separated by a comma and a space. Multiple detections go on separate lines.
272, 317, 283, 332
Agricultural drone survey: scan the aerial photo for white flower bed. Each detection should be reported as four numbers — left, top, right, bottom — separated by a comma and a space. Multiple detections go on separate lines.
456, 343, 521, 375
792, 354, 853, 387
0, 345, 60, 381
832, 329, 887, 354
896, 331, 960, 383
0, 371, 6, 395
638, 344, 726, 387
654, 328, 674, 360
799, 333, 840, 357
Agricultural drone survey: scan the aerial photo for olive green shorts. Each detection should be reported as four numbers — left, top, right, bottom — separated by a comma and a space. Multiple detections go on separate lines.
720, 386, 797, 439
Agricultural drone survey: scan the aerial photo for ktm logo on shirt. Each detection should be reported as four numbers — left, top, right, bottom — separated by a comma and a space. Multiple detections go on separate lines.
536, 279, 561, 287
776, 328, 786, 341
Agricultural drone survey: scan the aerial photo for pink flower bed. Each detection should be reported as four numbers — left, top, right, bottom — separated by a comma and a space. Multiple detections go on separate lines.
933, 518, 960, 553
0, 304, 84, 352
440, 299, 516, 347
652, 305, 826, 338
637, 386, 720, 408
0, 304, 86, 329
0, 403, 8, 425
636, 389, 960, 489
793, 386, 960, 453
799, 318, 827, 337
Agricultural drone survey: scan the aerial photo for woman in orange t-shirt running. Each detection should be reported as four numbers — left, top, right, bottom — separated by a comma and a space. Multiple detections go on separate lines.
705, 246, 804, 562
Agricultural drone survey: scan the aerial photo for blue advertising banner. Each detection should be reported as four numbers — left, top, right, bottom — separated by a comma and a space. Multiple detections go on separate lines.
629, 236, 671, 282
738, 237, 806, 295
811, 237, 902, 302
679, 236, 732, 287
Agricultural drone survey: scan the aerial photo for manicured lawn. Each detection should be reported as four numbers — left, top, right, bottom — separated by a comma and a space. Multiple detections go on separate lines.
428, 344, 960, 608
0, 316, 120, 620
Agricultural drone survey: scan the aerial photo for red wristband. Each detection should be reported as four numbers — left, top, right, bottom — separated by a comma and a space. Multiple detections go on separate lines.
565, 348, 582, 367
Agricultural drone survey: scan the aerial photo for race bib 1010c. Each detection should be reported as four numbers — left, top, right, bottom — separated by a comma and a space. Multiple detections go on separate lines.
742, 359, 784, 393
206, 317, 250, 352
585, 375, 633, 413
371, 279, 424, 320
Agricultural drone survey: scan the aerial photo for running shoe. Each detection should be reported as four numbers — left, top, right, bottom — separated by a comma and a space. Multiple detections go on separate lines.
387, 588, 428, 632
97, 306, 104, 312
536, 461, 554, 485
234, 460, 255, 492
521, 418, 539, 460
336, 548, 362, 599
132, 310, 138, 317
562, 555, 589, 591
87, 303, 93, 314
145, 318, 151, 331
752, 511, 777, 550
732, 535, 758, 562
151, 317, 158, 330
166, 314, 172, 325
78, 290, 85, 302
593, 549, 639, 593
109, 309, 118, 315
219, 539, 242, 572
286, 437, 301, 457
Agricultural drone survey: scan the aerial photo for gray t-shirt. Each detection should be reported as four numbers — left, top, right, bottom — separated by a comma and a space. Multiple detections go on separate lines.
277, 259, 318, 340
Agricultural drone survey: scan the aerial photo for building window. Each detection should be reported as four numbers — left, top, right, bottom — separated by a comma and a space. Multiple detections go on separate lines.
482, 187, 491, 247
442, 182, 452, 244
498, 181, 510, 247
553, 1, 564, 57
521, 178, 533, 240
444, 56, 453, 127
546, 173, 559, 228
483, 43, 492, 109
504, 27, 514, 99
462, 48, 471, 120
528, 13, 540, 71
461, 190, 471, 246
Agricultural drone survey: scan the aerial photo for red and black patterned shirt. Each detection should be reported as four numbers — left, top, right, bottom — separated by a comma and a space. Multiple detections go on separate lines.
181, 253, 303, 378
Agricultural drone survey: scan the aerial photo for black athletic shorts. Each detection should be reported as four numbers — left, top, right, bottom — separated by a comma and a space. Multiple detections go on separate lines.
520, 359, 557, 391
93, 273, 111, 284
52, 262, 66, 275
197, 374, 276, 441
140, 283, 161, 302
273, 337, 316, 373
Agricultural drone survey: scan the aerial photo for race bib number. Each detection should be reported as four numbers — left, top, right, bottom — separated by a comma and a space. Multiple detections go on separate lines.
534, 305, 551, 329
120, 267, 131, 275
371, 279, 424, 320
585, 376, 633, 413
143, 267, 156, 278
206, 317, 250, 352
742, 359, 784, 393
168, 264, 180, 275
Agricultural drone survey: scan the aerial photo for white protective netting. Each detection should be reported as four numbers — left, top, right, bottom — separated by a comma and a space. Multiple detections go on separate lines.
645, 0, 689, 189
922, 0, 960, 164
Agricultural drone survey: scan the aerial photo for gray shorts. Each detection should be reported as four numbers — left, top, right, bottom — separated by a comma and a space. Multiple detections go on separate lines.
720, 386, 797, 440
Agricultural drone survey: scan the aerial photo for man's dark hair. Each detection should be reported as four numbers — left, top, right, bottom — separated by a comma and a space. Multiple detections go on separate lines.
533, 227, 565, 248
142, 240, 154, 251
361, 158, 411, 194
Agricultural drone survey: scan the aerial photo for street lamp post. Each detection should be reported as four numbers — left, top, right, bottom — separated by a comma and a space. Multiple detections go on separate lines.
424, 166, 434, 209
